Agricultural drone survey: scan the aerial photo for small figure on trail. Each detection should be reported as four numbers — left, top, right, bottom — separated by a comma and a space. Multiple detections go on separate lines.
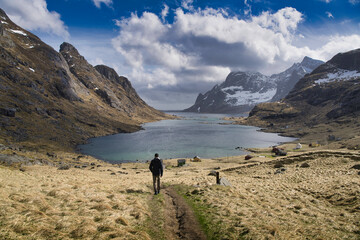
149, 153, 163, 195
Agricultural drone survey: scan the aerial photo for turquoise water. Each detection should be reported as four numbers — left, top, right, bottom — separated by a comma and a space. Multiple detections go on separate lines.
77, 112, 295, 163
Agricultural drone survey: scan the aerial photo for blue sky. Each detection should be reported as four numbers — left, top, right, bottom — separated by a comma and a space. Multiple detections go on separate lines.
1, 0, 360, 109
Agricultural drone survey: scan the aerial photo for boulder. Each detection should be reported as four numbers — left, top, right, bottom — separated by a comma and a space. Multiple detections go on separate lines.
300, 162, 310, 168
294, 143, 302, 149
58, 165, 70, 170
0, 154, 29, 165
272, 147, 287, 156
177, 159, 186, 167
219, 177, 231, 187
46, 152, 57, 158
0, 108, 16, 117
275, 168, 286, 174
328, 135, 336, 141
274, 163, 284, 168
0, 144, 8, 151
208, 170, 217, 176
350, 164, 360, 170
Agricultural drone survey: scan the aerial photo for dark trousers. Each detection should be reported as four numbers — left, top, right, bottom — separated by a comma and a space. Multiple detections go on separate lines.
153, 174, 160, 193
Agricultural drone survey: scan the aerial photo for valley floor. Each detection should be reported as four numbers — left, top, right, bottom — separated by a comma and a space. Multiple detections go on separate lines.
0, 143, 359, 239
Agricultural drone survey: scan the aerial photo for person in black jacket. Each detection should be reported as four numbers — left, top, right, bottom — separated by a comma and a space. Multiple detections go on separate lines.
149, 153, 163, 195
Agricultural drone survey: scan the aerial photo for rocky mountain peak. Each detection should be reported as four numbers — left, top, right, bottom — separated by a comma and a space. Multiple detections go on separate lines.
327, 48, 360, 71
94, 65, 118, 81
298, 56, 324, 72
59, 42, 83, 60
223, 71, 268, 88
0, 8, 8, 20
184, 57, 323, 113
95, 65, 134, 93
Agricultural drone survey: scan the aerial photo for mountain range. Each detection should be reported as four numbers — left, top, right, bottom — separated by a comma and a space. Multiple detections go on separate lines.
243, 48, 360, 144
184, 57, 323, 113
0, 8, 168, 151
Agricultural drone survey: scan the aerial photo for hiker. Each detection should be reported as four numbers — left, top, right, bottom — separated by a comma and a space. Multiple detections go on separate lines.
149, 153, 163, 195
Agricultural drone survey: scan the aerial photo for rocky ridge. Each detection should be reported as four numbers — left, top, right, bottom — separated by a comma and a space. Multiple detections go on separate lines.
0, 8, 168, 151
184, 57, 323, 113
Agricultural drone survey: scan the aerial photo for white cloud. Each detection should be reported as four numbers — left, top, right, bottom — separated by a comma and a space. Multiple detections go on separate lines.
309, 35, 360, 61
182, 0, 195, 11
1, 0, 69, 38
112, 12, 191, 72
349, 0, 360, 5
92, 0, 113, 8
111, 5, 360, 109
89, 57, 104, 66
161, 4, 169, 22
326, 11, 334, 19
244, 0, 252, 15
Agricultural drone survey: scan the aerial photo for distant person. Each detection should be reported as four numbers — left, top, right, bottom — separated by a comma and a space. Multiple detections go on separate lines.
149, 153, 163, 195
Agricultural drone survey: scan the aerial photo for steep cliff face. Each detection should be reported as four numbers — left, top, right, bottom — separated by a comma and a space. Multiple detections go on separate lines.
0, 9, 168, 151
184, 57, 323, 113
245, 48, 360, 141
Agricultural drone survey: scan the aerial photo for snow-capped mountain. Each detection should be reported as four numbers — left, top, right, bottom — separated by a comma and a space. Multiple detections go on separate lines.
247, 48, 360, 134
184, 57, 323, 113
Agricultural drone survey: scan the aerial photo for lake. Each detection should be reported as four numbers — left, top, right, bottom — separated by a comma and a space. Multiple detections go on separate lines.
77, 112, 296, 163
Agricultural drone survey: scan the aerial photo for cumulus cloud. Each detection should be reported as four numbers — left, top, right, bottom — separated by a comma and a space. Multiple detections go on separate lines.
111, 5, 360, 109
1, 0, 69, 38
92, 0, 113, 8
326, 11, 334, 19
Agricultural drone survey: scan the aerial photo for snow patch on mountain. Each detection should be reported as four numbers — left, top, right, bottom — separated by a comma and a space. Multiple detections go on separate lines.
224, 88, 277, 106
315, 70, 360, 84
8, 29, 27, 36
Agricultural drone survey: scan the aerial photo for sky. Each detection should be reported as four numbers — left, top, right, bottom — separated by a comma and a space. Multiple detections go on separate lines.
1, 0, 360, 110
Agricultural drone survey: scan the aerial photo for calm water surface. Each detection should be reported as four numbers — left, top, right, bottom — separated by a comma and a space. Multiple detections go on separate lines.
78, 112, 295, 163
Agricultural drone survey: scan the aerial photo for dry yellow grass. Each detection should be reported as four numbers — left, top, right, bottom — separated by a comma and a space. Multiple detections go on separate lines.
0, 160, 154, 240
0, 147, 359, 239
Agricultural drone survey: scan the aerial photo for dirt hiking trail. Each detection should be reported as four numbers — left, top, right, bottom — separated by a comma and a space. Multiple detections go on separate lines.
157, 186, 207, 240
